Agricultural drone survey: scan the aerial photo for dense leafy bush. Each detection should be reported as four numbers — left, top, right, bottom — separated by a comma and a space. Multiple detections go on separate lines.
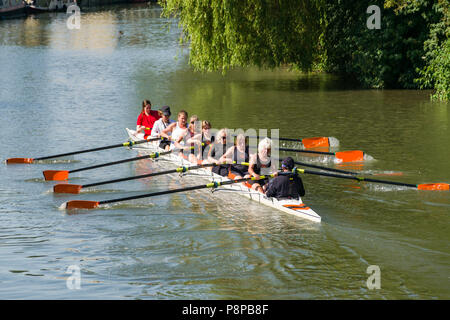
161, 0, 449, 100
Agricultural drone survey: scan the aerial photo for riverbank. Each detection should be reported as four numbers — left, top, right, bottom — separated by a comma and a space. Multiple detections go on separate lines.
78, 0, 157, 7
0, 0, 158, 20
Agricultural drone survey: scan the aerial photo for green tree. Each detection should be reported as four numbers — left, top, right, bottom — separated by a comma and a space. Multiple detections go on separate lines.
161, 0, 326, 73
324, 0, 444, 89
161, 0, 449, 100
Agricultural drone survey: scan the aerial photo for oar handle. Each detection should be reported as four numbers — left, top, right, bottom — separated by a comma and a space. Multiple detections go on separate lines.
35, 138, 160, 161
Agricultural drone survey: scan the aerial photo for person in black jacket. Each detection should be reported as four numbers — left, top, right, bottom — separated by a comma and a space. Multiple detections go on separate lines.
264, 157, 305, 200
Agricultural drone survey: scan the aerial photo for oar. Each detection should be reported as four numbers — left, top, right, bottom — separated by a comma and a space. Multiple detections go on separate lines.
43, 149, 174, 181
277, 136, 333, 148
61, 174, 275, 210
6, 137, 161, 164
291, 160, 359, 175
278, 147, 365, 163
292, 168, 449, 191
53, 161, 251, 194
232, 135, 334, 148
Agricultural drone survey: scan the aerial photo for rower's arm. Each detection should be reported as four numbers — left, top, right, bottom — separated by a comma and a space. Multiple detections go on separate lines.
150, 122, 161, 137
270, 162, 279, 176
174, 133, 185, 149
186, 133, 202, 145
219, 146, 234, 163
207, 144, 218, 164
247, 154, 258, 178
160, 123, 176, 139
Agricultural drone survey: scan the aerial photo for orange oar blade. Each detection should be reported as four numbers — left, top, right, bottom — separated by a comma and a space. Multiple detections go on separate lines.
54, 184, 82, 194
43, 170, 69, 181
6, 158, 34, 164
302, 137, 329, 148
64, 200, 99, 210
335, 150, 364, 162
417, 183, 450, 191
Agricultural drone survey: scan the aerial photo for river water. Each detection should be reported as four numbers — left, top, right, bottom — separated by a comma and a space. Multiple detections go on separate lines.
0, 4, 449, 299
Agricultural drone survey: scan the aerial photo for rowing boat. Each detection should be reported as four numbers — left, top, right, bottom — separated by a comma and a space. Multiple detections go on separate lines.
125, 128, 321, 223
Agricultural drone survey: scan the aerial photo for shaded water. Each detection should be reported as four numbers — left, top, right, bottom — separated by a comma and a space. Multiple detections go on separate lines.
0, 4, 449, 299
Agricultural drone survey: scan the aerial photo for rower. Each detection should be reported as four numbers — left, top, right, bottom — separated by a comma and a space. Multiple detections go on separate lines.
219, 133, 250, 180
264, 157, 305, 199
150, 106, 175, 151
185, 115, 201, 163
191, 120, 213, 160
135, 99, 161, 139
161, 110, 188, 156
200, 120, 214, 158
207, 128, 230, 177
248, 137, 277, 193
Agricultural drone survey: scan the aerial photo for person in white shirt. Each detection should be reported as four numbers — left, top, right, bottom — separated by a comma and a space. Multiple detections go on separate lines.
151, 106, 176, 151
161, 110, 189, 157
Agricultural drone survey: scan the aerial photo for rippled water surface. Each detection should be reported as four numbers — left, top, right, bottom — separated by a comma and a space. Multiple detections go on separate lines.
0, 4, 449, 299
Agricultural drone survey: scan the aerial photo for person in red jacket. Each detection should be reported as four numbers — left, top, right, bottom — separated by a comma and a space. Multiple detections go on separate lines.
136, 99, 161, 138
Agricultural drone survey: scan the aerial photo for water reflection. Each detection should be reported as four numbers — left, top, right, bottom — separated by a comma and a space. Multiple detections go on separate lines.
0, 3, 174, 51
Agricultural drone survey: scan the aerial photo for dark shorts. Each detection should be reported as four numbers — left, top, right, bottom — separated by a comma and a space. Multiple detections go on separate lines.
212, 165, 229, 177
159, 140, 171, 149
230, 168, 248, 177
247, 178, 269, 187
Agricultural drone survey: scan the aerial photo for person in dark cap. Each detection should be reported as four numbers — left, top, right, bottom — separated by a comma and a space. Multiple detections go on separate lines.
150, 106, 175, 150
264, 157, 305, 200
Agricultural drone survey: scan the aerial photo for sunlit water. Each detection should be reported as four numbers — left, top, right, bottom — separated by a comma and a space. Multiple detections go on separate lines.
0, 4, 449, 299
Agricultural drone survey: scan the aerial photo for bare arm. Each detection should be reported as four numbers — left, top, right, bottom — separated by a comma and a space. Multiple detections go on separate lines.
218, 146, 235, 163
160, 122, 176, 139
247, 154, 259, 179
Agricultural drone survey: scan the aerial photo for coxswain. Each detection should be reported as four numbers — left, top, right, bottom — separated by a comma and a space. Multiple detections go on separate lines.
150, 106, 175, 151
247, 137, 277, 193
264, 157, 305, 199
135, 99, 161, 139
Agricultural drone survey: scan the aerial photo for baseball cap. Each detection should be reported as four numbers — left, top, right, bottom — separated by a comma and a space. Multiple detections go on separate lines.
281, 157, 295, 170
159, 106, 171, 116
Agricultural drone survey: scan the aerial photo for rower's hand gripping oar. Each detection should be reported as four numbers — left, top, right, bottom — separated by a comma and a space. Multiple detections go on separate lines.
279, 147, 365, 163
61, 174, 276, 210
291, 168, 449, 191
6, 137, 161, 164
